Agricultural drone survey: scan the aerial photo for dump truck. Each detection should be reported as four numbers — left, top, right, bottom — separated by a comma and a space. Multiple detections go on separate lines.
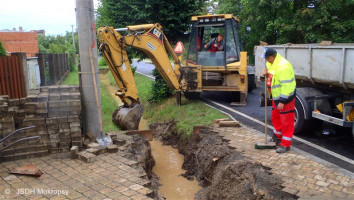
98, 14, 256, 130
254, 43, 354, 136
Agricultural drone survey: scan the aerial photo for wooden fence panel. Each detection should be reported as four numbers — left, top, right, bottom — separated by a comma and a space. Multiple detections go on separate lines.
0, 55, 26, 99
35, 53, 70, 86
37, 53, 46, 86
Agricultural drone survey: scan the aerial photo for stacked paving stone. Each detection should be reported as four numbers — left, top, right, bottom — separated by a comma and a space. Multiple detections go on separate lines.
0, 85, 83, 161
0, 95, 15, 141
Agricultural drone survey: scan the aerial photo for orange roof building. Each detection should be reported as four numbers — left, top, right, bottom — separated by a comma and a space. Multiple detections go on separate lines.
0, 30, 39, 57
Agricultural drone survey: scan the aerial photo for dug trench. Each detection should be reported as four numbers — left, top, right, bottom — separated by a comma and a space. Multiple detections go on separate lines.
146, 120, 298, 200
99, 72, 297, 199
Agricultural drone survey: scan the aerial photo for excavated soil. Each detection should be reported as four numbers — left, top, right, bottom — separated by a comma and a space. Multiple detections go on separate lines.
150, 120, 298, 200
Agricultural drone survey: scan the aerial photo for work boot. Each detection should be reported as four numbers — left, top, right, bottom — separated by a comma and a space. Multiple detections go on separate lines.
269, 137, 281, 146
276, 146, 290, 153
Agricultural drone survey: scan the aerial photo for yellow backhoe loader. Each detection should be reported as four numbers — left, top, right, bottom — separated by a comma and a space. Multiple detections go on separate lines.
97, 14, 256, 130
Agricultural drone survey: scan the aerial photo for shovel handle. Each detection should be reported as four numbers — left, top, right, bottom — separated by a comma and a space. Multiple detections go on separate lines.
265, 75, 268, 143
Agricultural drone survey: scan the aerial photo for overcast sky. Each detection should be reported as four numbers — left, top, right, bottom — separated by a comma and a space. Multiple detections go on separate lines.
0, 0, 98, 35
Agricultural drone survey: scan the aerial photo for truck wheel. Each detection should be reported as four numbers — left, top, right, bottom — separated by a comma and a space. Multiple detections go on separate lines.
248, 74, 256, 93
294, 97, 308, 135
295, 87, 330, 135
184, 92, 200, 100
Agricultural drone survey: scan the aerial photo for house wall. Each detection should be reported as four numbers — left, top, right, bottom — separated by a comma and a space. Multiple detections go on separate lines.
0, 31, 39, 57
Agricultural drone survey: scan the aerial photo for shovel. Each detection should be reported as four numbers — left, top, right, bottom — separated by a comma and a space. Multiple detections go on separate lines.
255, 75, 276, 149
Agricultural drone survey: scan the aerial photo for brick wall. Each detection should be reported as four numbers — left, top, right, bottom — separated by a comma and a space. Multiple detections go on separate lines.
0, 31, 39, 57
0, 85, 83, 162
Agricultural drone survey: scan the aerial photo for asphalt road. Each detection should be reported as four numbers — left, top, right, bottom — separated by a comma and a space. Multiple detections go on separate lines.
133, 60, 354, 173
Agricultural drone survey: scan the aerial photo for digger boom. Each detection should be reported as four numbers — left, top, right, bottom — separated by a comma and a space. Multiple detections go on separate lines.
97, 24, 182, 130
98, 24, 181, 106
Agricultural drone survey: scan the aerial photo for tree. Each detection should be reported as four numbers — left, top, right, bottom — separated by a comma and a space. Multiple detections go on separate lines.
37, 32, 78, 71
217, 0, 354, 64
96, 0, 206, 42
0, 41, 6, 56
293, 0, 354, 43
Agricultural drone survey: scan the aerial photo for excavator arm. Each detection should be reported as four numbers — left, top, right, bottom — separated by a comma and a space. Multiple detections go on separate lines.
97, 24, 182, 130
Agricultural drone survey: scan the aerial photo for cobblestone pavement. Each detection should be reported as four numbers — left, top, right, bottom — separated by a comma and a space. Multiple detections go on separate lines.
217, 125, 354, 200
1, 125, 354, 200
0, 153, 153, 200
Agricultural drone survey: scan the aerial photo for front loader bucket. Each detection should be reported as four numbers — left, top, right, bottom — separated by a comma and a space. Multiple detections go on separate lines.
112, 104, 144, 130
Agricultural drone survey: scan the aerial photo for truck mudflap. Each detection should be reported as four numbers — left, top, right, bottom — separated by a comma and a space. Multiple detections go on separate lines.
112, 104, 144, 130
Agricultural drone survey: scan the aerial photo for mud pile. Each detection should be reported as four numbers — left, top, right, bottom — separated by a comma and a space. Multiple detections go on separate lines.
150, 120, 298, 200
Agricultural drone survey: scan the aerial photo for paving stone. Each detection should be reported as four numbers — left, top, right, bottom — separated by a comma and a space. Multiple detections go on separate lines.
107, 145, 118, 153
99, 188, 114, 195
137, 188, 153, 196
90, 193, 107, 200
106, 191, 122, 199
115, 186, 129, 193
340, 180, 352, 187
85, 148, 99, 155
331, 191, 348, 199
343, 186, 354, 195
70, 146, 78, 159
66, 190, 82, 199
329, 184, 344, 192
87, 143, 100, 149
77, 151, 96, 163
316, 180, 330, 187
131, 193, 148, 200
122, 189, 137, 197
3, 175, 18, 181
129, 184, 144, 191
314, 175, 326, 181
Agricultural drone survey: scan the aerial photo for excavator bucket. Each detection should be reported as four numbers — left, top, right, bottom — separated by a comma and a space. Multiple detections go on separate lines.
112, 104, 144, 130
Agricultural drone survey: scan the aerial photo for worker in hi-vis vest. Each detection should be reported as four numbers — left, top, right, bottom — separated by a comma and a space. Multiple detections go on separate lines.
263, 48, 296, 153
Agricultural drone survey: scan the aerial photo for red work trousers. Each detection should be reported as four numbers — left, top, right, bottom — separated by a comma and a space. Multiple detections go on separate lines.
271, 99, 295, 147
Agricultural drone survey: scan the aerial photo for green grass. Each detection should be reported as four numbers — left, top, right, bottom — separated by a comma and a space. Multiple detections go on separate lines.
135, 73, 227, 137
62, 65, 79, 85
100, 82, 120, 132
63, 66, 227, 136
106, 71, 116, 86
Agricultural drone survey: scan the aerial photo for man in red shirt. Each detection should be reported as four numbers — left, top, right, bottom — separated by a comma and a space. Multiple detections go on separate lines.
204, 34, 224, 52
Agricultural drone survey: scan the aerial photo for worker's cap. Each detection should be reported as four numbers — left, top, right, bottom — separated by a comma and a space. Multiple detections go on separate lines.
262, 48, 277, 58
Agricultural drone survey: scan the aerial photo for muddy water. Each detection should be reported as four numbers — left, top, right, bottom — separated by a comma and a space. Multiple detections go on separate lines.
139, 119, 201, 200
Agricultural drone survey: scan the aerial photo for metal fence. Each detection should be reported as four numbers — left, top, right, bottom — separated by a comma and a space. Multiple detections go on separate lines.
0, 54, 26, 98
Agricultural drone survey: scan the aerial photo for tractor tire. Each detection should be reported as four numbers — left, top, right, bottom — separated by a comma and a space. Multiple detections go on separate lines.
184, 92, 201, 100
248, 74, 256, 93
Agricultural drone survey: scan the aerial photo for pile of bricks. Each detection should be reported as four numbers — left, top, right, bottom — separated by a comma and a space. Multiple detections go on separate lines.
0, 85, 83, 161
0, 95, 15, 141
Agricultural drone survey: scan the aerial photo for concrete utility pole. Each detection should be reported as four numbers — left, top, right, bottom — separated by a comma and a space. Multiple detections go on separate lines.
75, 0, 103, 141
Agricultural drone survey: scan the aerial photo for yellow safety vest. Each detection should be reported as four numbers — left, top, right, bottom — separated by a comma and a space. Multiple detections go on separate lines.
266, 53, 296, 104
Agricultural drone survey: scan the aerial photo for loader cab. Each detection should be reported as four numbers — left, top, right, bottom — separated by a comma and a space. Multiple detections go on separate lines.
186, 14, 242, 67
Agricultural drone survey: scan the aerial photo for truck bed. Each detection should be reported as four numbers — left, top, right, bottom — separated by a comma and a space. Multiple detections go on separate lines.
254, 43, 354, 93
